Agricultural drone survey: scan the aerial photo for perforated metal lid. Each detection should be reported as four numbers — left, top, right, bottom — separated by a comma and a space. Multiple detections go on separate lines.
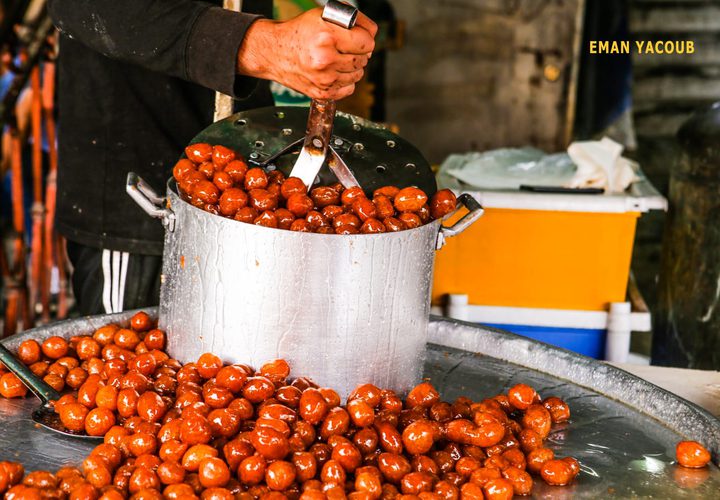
188, 106, 437, 196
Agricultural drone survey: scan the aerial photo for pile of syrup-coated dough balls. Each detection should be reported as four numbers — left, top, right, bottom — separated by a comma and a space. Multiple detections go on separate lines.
0, 311, 713, 499
172, 143, 458, 234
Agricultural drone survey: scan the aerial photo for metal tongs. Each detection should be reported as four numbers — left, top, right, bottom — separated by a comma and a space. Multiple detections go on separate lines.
289, 0, 361, 190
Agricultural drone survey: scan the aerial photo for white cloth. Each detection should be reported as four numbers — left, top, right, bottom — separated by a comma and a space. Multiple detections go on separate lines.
565, 137, 639, 193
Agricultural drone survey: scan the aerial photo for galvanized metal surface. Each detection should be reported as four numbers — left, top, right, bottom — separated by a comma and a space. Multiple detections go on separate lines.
321, 0, 358, 30
1, 312, 719, 498
425, 347, 720, 498
128, 178, 481, 400
160, 186, 438, 398
428, 318, 720, 462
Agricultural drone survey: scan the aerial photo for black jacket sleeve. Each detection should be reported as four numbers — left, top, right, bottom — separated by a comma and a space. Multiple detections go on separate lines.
47, 0, 263, 98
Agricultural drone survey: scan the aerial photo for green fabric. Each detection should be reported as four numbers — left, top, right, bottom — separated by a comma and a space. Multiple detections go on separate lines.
270, 0, 359, 106
271, 0, 319, 106
273, 0, 318, 18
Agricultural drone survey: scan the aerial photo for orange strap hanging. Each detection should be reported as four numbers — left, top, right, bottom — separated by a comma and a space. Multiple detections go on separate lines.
42, 60, 62, 321
28, 65, 44, 320
3, 129, 32, 337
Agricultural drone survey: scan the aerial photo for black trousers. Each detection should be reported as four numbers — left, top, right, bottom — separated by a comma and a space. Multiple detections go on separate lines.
66, 240, 162, 316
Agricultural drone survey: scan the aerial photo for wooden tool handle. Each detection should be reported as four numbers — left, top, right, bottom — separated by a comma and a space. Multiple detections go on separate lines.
214, 0, 244, 122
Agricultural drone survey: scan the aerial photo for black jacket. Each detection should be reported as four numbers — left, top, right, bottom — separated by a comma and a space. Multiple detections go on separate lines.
48, 0, 274, 254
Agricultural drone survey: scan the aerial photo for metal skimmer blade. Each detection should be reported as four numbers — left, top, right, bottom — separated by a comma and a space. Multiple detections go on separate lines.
291, 147, 327, 188
32, 405, 104, 441
289, 99, 336, 188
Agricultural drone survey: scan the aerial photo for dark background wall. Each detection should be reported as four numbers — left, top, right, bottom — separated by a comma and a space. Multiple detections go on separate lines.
381, 0, 719, 355
629, 0, 719, 338
385, 0, 584, 164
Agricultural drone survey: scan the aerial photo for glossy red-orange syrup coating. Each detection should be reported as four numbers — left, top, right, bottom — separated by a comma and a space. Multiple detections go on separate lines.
175, 144, 461, 234
676, 441, 711, 468
0, 311, 609, 498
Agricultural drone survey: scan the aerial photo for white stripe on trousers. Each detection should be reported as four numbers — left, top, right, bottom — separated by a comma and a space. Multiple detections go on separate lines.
102, 250, 112, 313
102, 250, 130, 314
119, 252, 129, 312
112, 251, 121, 313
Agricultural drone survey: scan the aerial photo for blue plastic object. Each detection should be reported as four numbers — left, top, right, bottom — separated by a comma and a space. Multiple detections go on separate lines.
483, 323, 606, 359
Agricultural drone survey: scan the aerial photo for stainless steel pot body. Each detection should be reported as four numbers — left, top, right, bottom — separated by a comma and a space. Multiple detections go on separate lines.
128, 174, 482, 397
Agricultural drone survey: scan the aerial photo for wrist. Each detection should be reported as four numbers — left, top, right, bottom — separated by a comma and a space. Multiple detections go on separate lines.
236, 19, 278, 81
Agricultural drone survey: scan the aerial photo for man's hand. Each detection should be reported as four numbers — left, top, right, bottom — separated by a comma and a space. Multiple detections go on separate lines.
237, 7, 377, 101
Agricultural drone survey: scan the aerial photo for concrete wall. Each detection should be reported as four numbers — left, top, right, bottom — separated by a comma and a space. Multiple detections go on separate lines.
385, 0, 584, 163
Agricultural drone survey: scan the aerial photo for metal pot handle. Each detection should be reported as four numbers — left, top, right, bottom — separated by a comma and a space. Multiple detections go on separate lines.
436, 193, 484, 250
126, 172, 176, 231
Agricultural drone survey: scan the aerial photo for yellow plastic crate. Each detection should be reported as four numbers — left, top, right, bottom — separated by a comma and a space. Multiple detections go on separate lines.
433, 185, 666, 311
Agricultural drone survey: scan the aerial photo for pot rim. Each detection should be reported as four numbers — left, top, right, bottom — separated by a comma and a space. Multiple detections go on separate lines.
167, 178, 443, 240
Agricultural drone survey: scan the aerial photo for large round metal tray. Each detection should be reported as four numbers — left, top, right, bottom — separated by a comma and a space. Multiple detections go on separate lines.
1, 310, 718, 498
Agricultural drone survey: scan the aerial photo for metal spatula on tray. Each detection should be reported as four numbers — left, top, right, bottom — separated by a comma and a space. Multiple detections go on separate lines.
0, 343, 103, 440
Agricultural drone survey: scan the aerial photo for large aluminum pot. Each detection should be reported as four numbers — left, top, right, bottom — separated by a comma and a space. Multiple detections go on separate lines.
128, 173, 483, 397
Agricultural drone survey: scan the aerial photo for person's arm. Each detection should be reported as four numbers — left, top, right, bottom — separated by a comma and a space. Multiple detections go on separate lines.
47, 0, 260, 97
48, 0, 379, 101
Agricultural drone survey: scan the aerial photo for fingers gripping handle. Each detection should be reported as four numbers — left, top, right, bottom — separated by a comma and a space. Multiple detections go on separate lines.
291, 2, 359, 189
322, 1, 358, 29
